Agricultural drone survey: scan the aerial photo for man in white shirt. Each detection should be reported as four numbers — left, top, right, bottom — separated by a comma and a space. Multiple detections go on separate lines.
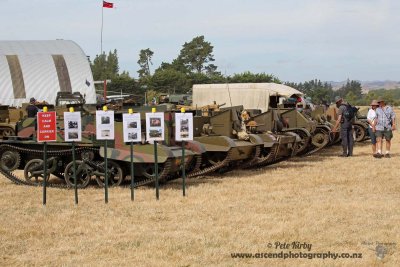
367, 100, 379, 157
375, 97, 396, 158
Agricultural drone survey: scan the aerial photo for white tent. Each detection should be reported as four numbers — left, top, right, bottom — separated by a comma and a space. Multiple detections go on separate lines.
192, 83, 303, 112
0, 40, 96, 107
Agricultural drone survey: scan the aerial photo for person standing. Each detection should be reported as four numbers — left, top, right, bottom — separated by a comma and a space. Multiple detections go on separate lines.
26, 97, 39, 118
375, 97, 396, 158
367, 100, 379, 157
332, 96, 354, 157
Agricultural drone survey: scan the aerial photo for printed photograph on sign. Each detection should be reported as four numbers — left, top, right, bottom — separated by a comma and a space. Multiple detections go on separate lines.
68, 121, 78, 129
68, 132, 79, 140
96, 110, 115, 140
145, 112, 165, 141
128, 121, 137, 129
122, 113, 142, 143
128, 132, 138, 141
101, 130, 111, 138
64, 112, 82, 142
101, 116, 111, 124
175, 113, 193, 141
150, 118, 161, 127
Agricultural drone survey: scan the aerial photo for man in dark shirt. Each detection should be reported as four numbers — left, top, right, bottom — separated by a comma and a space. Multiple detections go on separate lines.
332, 96, 354, 157
26, 97, 39, 118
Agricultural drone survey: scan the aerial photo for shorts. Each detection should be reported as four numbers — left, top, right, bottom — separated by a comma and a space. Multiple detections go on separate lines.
368, 128, 376, 144
375, 129, 393, 140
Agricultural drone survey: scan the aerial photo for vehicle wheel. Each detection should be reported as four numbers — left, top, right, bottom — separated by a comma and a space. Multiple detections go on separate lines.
311, 128, 330, 148
0, 150, 21, 171
95, 160, 123, 187
353, 124, 366, 142
24, 159, 49, 185
64, 160, 92, 188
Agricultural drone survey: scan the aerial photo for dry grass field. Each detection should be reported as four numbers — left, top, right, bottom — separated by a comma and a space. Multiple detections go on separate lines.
1, 130, 399, 266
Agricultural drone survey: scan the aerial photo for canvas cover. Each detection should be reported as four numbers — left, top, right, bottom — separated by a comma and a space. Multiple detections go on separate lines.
192, 83, 303, 112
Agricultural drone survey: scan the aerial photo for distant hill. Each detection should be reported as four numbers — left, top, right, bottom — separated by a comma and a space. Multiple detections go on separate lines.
328, 80, 400, 92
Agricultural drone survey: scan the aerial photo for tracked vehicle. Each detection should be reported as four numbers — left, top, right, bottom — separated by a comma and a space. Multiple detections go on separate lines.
0, 105, 23, 139
0, 104, 205, 188
325, 105, 369, 142
193, 83, 330, 155
183, 103, 266, 172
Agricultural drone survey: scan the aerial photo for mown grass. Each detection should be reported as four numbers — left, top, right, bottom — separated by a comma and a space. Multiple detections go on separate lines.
0, 130, 399, 266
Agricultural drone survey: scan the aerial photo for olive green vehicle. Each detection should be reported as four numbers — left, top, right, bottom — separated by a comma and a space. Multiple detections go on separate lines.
185, 103, 274, 172
0, 105, 23, 139
309, 106, 341, 145
0, 104, 206, 188
192, 83, 330, 156
226, 106, 299, 164
324, 105, 370, 142
268, 97, 332, 155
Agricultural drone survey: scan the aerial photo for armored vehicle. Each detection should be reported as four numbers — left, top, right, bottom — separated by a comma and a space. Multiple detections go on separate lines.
0, 105, 23, 139
192, 83, 330, 155
0, 104, 205, 188
183, 103, 283, 172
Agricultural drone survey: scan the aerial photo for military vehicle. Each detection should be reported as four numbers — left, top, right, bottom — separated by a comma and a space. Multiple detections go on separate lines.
159, 94, 192, 106
176, 102, 286, 173
0, 105, 24, 139
224, 106, 299, 163
325, 105, 369, 142
310, 106, 341, 144
0, 104, 206, 188
192, 83, 331, 155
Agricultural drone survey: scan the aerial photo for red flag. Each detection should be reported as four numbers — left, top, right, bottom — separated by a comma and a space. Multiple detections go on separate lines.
103, 1, 114, 8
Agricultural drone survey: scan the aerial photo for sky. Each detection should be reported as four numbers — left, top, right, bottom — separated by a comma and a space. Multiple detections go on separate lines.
1, 0, 399, 82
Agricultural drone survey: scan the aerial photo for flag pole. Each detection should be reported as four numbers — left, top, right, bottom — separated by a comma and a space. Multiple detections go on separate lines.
100, 1, 103, 55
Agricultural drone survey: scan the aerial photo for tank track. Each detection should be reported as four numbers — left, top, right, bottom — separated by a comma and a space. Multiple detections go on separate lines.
0, 144, 98, 188
187, 149, 233, 178
122, 158, 173, 188
242, 145, 262, 169
0, 144, 172, 189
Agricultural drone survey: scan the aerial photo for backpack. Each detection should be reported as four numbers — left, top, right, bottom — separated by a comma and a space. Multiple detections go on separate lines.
341, 103, 357, 121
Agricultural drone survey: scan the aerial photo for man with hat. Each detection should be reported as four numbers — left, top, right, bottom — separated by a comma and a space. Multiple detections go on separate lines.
367, 100, 379, 157
332, 96, 354, 157
375, 97, 396, 158
26, 97, 39, 118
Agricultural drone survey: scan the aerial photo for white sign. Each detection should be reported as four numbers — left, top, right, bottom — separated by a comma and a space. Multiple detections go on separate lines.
123, 113, 142, 143
145, 112, 165, 141
96, 110, 115, 140
64, 112, 82, 142
175, 113, 193, 141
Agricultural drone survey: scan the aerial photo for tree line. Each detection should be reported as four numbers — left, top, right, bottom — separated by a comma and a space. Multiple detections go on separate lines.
90, 35, 399, 106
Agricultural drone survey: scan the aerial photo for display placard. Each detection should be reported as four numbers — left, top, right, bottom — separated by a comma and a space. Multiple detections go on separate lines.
123, 113, 142, 143
145, 112, 165, 141
96, 110, 115, 140
37, 111, 57, 142
64, 111, 82, 142
175, 112, 193, 141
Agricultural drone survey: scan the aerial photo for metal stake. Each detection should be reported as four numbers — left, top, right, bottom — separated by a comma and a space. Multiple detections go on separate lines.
130, 141, 135, 201
182, 141, 186, 196
43, 142, 47, 205
104, 140, 108, 204
72, 141, 78, 204
154, 141, 159, 200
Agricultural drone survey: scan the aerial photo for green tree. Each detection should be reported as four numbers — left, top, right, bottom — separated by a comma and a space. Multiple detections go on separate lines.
91, 49, 119, 81
229, 71, 281, 83
177, 35, 217, 74
286, 79, 334, 104
137, 48, 154, 79
337, 79, 362, 99
151, 68, 189, 94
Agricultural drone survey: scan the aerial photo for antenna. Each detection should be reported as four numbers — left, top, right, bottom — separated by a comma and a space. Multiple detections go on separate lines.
225, 68, 233, 107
